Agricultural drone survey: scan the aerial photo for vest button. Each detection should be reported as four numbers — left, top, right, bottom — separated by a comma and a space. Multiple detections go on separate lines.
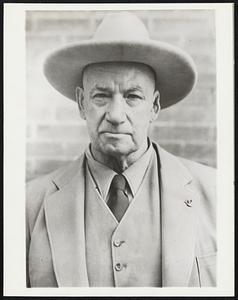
113, 240, 122, 247
115, 263, 122, 271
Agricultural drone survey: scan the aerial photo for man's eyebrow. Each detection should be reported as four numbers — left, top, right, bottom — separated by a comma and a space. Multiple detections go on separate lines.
89, 86, 112, 95
92, 85, 111, 92
125, 86, 144, 93
89, 84, 145, 95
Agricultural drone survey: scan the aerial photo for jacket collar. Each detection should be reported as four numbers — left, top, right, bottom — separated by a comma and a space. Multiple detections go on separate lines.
44, 143, 199, 287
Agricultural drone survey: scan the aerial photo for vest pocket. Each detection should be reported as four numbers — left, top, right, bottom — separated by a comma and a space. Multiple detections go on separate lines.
196, 253, 217, 287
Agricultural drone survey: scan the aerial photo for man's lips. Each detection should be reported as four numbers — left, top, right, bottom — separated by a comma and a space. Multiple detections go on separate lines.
100, 131, 131, 135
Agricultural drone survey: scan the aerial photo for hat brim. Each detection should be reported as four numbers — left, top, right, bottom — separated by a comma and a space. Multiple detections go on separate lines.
43, 39, 197, 109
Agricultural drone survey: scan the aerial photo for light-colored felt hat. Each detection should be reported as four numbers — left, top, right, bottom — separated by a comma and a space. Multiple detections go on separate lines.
44, 12, 197, 109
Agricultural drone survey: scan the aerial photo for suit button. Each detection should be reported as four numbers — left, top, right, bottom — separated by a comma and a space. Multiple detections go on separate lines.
115, 263, 122, 271
113, 240, 122, 247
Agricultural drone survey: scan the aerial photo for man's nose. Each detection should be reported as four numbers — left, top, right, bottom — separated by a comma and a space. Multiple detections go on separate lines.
106, 95, 126, 124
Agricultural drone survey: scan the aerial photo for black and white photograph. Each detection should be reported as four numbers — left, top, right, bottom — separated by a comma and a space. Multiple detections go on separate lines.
4, 3, 234, 296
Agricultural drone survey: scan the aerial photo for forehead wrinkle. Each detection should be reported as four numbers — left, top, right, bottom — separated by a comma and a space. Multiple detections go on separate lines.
82, 63, 156, 91
83, 65, 122, 83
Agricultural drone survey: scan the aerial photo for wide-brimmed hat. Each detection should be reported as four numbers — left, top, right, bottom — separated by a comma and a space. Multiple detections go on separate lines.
44, 12, 197, 109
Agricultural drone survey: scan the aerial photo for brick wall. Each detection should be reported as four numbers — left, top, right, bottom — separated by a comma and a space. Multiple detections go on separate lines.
26, 9, 216, 181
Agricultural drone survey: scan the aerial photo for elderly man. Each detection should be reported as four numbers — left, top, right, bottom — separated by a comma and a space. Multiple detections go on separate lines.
26, 12, 216, 287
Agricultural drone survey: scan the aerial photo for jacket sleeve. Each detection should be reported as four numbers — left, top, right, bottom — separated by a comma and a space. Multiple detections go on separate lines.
25, 178, 49, 288
25, 198, 31, 288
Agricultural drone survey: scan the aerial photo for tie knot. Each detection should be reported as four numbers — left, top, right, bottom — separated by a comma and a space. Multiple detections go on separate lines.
111, 174, 127, 191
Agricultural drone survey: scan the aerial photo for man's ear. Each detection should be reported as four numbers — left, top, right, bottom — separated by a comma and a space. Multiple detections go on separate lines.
150, 90, 161, 122
75, 86, 86, 120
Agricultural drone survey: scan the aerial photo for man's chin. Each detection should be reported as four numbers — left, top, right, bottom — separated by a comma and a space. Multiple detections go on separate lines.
100, 143, 134, 157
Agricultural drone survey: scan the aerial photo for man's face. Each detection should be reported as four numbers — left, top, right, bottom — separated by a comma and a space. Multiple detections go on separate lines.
76, 62, 160, 158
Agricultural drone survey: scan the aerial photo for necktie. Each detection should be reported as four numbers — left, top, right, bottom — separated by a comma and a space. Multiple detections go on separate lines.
107, 174, 129, 221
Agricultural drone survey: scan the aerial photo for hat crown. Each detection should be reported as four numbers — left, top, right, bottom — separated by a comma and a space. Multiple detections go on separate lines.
44, 12, 197, 108
93, 12, 150, 41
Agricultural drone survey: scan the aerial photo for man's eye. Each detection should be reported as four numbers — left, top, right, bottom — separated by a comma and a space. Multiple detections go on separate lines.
92, 93, 110, 106
126, 93, 142, 99
125, 93, 143, 105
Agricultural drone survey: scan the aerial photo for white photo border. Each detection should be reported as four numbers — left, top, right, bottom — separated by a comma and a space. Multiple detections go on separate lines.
4, 2, 234, 296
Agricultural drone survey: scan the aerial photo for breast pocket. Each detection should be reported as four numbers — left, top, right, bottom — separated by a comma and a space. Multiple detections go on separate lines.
196, 253, 217, 287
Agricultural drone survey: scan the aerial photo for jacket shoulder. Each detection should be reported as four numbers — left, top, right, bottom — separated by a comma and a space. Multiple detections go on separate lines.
26, 166, 63, 232
26, 160, 78, 232
179, 157, 216, 187
154, 142, 216, 189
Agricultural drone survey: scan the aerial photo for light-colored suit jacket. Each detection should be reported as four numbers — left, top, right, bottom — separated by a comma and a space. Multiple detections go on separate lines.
26, 142, 216, 287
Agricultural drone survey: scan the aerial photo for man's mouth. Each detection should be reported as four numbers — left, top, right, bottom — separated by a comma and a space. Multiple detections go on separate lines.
100, 131, 131, 136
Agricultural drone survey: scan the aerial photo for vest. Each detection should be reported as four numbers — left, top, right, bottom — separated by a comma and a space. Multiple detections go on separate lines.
85, 151, 162, 287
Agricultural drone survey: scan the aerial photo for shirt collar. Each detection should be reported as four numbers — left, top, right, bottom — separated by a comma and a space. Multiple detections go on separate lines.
123, 142, 153, 196
86, 140, 154, 198
86, 148, 117, 200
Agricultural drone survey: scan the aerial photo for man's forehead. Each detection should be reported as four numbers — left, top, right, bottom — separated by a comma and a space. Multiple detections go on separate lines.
82, 62, 156, 84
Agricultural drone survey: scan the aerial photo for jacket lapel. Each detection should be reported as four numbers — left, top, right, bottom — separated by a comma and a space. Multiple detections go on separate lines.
44, 155, 89, 287
154, 144, 199, 287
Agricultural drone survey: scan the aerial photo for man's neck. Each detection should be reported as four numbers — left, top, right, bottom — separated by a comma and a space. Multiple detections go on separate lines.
90, 141, 149, 173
